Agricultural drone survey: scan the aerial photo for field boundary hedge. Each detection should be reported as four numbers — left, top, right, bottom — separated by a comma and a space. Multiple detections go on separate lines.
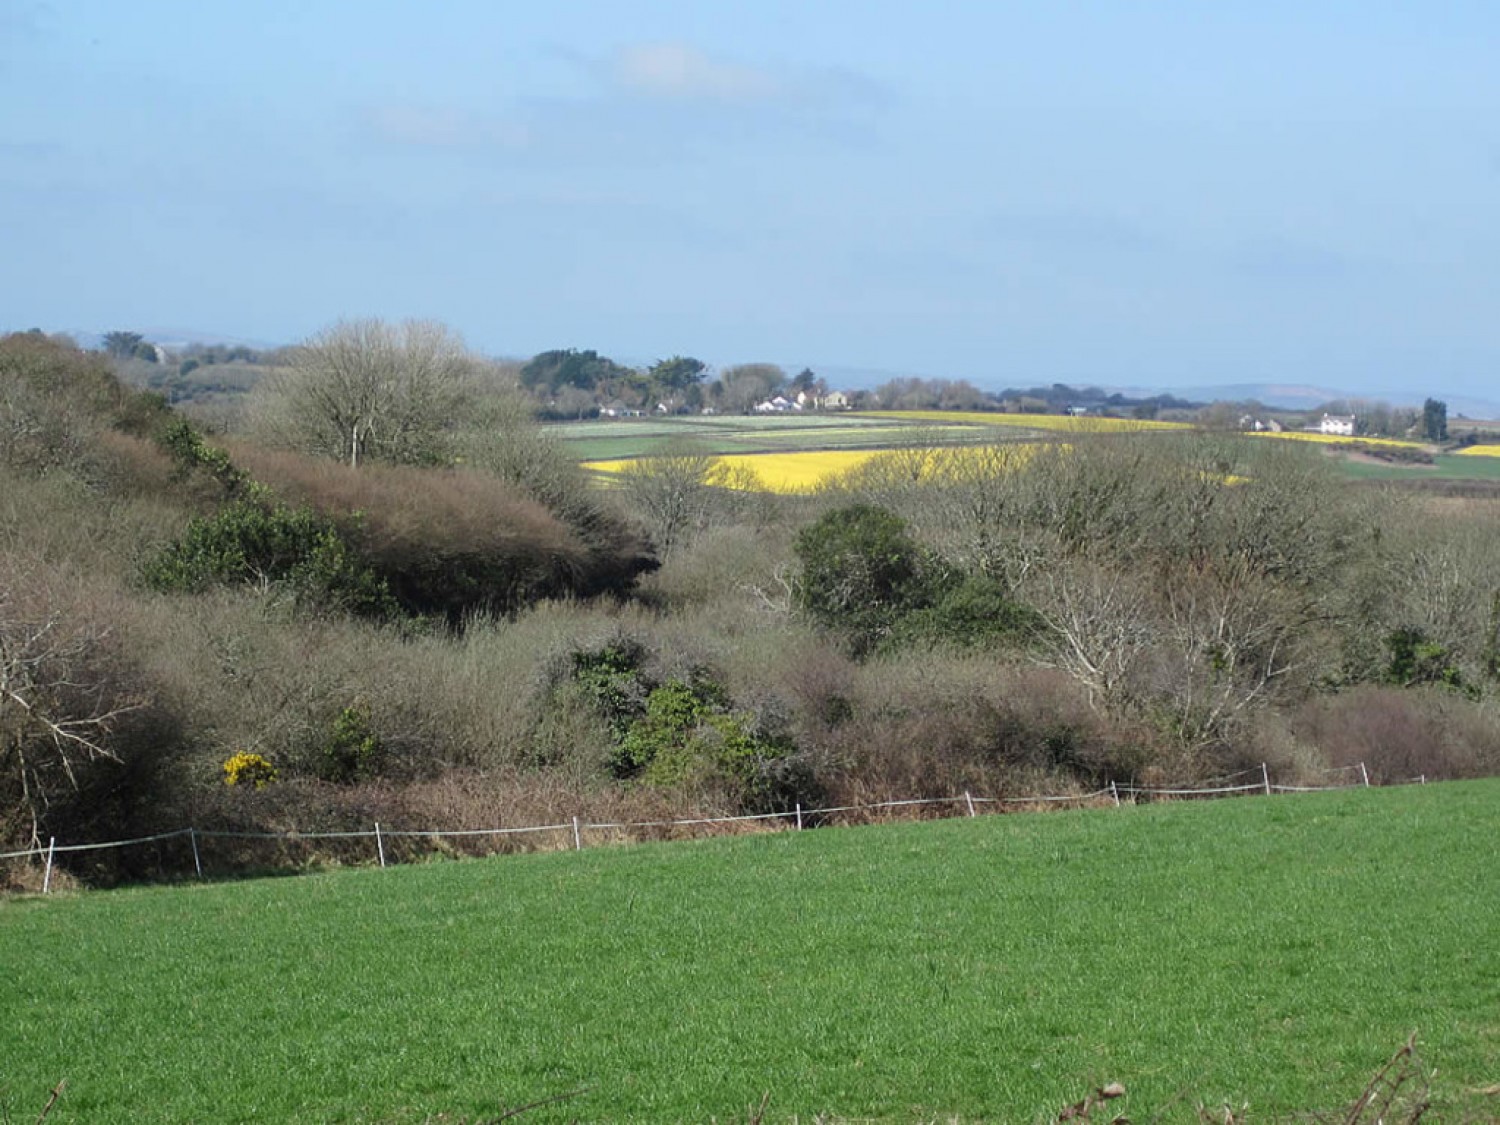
5, 762, 1423, 891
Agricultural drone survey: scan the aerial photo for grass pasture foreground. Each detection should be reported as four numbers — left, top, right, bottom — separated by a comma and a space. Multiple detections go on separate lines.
2, 781, 1497, 1123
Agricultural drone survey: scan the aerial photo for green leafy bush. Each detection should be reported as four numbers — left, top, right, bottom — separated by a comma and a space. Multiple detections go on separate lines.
153, 417, 249, 495
562, 642, 811, 811
141, 499, 395, 617
570, 640, 653, 739
885, 573, 1042, 653
317, 705, 383, 783
794, 504, 940, 656
795, 505, 1039, 657
1384, 628, 1467, 690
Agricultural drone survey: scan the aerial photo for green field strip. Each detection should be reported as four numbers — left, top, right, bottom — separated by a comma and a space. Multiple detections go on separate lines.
2, 781, 1496, 1122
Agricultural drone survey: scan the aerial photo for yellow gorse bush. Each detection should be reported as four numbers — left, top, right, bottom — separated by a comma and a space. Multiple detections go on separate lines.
223, 751, 278, 789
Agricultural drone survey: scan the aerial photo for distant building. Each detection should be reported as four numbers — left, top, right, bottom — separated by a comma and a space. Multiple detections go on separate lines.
1319, 413, 1356, 436
754, 396, 801, 413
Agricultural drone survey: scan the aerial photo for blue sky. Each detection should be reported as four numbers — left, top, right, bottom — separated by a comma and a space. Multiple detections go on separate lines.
3, 1, 1498, 401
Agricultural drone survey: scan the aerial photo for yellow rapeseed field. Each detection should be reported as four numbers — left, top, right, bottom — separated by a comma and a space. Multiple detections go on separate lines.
583, 450, 889, 493
713, 451, 887, 491
1454, 444, 1500, 458
584, 444, 1044, 494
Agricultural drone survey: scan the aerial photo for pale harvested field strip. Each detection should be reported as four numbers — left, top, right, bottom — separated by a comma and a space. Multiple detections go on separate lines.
869, 409, 1189, 432
1251, 430, 1429, 450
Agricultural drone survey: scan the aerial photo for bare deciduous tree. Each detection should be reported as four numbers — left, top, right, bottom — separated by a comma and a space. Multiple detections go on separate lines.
617, 443, 761, 557
252, 319, 477, 468
1, 576, 140, 848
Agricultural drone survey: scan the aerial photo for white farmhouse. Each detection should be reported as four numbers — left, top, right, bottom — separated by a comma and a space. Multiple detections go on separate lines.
1319, 413, 1356, 437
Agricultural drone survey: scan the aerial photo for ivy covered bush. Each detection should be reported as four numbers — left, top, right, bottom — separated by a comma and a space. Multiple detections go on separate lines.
141, 498, 396, 618
564, 641, 816, 812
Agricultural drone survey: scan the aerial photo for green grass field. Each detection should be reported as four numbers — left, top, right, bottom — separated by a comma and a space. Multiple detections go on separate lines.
548, 413, 1029, 462
3, 782, 1497, 1122
1332, 452, 1500, 482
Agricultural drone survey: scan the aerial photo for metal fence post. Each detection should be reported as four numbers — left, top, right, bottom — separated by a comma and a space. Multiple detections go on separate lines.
572, 816, 582, 851
375, 822, 386, 868
795, 803, 803, 831
964, 791, 976, 817
189, 828, 203, 879
1261, 763, 1272, 796
42, 837, 56, 894
1360, 762, 1371, 788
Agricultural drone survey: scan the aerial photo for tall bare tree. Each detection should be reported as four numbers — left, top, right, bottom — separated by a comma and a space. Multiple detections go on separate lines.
253, 319, 476, 467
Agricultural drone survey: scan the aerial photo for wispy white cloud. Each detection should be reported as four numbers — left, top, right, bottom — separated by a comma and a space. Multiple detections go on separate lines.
365, 40, 889, 165
599, 41, 890, 115
609, 42, 782, 103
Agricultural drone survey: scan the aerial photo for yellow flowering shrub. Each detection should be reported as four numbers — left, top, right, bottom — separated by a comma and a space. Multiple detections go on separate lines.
222, 751, 278, 789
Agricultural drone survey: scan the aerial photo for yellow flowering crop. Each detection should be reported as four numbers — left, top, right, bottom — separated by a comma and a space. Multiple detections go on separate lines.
584, 444, 1047, 494
1454, 444, 1500, 458
584, 450, 889, 493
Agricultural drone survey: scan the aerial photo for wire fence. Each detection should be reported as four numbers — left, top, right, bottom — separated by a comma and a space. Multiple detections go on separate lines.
2, 761, 1428, 892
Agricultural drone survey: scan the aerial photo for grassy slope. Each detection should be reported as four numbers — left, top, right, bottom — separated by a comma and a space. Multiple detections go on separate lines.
2, 782, 1497, 1123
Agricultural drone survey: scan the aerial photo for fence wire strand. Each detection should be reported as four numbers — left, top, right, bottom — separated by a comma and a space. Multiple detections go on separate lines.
3, 767, 1391, 882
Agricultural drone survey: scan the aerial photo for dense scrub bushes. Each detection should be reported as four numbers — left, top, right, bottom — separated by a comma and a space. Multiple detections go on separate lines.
142, 498, 397, 617
1291, 687, 1500, 783
816, 436, 1410, 751
7, 335, 1500, 882
793, 503, 1040, 657
235, 444, 656, 619
134, 437, 657, 622
555, 638, 816, 811
1, 333, 143, 478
